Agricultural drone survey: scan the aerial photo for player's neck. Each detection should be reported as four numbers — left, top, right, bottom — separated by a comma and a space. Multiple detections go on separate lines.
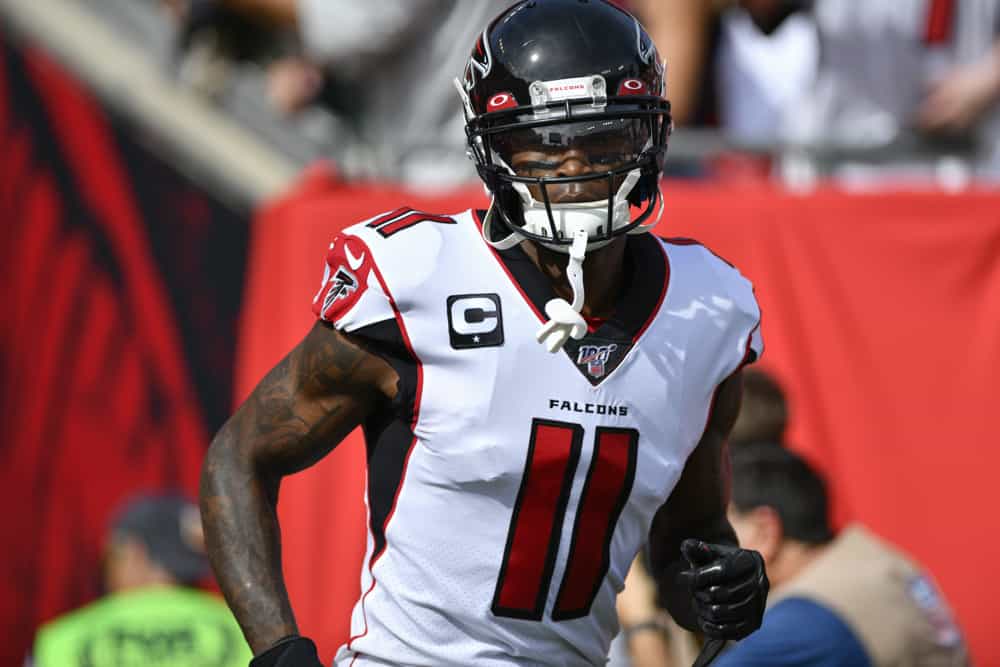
520, 237, 627, 319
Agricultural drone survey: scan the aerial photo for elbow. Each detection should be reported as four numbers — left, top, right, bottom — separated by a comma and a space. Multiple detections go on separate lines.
200, 423, 250, 510
200, 428, 229, 509
200, 422, 281, 514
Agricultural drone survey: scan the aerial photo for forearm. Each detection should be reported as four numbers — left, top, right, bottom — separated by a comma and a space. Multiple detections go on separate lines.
196, 322, 389, 653
625, 621, 677, 667
618, 555, 679, 667
201, 424, 297, 654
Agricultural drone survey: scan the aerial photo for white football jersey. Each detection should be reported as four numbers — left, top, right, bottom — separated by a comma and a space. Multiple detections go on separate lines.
311, 208, 763, 667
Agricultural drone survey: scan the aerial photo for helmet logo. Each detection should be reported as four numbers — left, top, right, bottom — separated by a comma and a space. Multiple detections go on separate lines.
464, 29, 493, 92
487, 92, 518, 111
634, 19, 656, 64
618, 79, 648, 96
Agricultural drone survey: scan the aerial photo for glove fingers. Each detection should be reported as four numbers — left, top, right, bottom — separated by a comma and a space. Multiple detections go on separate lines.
696, 592, 758, 624
699, 618, 753, 641
681, 542, 768, 641
681, 539, 726, 567
711, 550, 757, 583
679, 562, 725, 590
693, 551, 759, 590
694, 576, 757, 604
682, 542, 759, 589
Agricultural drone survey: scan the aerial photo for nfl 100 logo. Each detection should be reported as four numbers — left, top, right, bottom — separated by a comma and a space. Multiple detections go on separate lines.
576, 343, 618, 379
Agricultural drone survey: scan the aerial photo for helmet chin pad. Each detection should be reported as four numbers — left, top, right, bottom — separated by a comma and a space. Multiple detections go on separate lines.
487, 151, 645, 247
517, 175, 638, 246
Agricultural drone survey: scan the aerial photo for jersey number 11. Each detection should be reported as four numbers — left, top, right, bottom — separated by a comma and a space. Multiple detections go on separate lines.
491, 419, 639, 621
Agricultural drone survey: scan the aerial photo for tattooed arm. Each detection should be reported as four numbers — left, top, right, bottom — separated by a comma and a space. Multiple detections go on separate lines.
200, 321, 398, 653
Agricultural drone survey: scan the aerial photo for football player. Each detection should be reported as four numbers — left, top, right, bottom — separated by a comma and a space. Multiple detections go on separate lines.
201, 2, 768, 665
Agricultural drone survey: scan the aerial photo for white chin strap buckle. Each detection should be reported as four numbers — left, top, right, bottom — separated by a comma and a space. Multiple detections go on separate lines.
536, 229, 589, 353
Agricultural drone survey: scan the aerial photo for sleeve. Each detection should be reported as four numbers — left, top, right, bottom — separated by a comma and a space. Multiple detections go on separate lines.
713, 598, 872, 667
703, 247, 764, 368
311, 233, 396, 332
736, 278, 763, 367
312, 234, 418, 415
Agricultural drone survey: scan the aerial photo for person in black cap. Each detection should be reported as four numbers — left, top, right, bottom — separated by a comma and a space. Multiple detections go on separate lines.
29, 493, 252, 667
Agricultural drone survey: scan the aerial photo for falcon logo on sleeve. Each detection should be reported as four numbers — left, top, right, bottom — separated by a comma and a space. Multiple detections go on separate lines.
313, 235, 373, 324
322, 267, 359, 313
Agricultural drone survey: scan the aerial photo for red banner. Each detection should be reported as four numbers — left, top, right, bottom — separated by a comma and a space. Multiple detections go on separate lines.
240, 167, 1000, 665
2, 40, 248, 666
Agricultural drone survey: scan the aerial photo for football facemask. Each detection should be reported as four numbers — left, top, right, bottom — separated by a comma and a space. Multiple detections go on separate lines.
488, 116, 659, 252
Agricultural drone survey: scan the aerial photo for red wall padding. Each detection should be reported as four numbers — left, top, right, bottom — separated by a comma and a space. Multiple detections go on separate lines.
239, 168, 1000, 665
3, 41, 249, 667
3, 46, 206, 665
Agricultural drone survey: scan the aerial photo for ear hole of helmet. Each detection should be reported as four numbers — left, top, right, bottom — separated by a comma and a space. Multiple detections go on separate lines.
494, 176, 527, 229
626, 159, 663, 208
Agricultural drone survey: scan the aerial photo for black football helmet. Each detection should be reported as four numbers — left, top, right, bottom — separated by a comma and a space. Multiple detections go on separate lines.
458, 0, 672, 248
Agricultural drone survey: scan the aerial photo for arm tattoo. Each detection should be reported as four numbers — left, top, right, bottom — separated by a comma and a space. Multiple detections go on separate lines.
200, 322, 390, 653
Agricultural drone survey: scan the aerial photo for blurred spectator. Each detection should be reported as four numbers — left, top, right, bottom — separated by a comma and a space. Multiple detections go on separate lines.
613, 552, 698, 667
170, 0, 295, 98
292, 0, 502, 186
717, 443, 969, 666
633, 0, 816, 145
730, 368, 788, 447
615, 443, 969, 666
636, 0, 1000, 180
629, 0, 716, 126
784, 0, 1000, 179
714, 0, 818, 145
29, 494, 251, 667
170, 0, 506, 187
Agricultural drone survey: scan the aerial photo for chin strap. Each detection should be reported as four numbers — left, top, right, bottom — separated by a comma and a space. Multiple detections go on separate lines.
536, 228, 589, 353
481, 201, 523, 250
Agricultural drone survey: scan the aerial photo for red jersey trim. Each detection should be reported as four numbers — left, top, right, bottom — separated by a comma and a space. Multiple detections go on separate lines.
345, 237, 424, 653
472, 209, 548, 325
633, 239, 670, 345
662, 236, 736, 268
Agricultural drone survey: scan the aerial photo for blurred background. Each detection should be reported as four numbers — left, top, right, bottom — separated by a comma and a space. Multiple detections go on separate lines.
3, 0, 998, 665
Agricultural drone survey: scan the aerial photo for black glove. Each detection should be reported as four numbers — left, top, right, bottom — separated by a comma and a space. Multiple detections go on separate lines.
249, 636, 324, 667
677, 539, 768, 641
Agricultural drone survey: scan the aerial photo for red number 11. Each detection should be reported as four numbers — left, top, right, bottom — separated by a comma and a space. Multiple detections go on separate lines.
491, 419, 639, 621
